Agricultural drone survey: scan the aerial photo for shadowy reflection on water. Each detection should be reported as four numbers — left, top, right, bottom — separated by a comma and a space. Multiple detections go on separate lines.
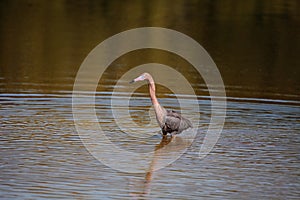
0, 92, 299, 199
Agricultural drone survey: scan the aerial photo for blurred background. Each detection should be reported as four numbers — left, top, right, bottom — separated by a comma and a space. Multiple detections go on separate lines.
0, 0, 299, 199
0, 0, 299, 99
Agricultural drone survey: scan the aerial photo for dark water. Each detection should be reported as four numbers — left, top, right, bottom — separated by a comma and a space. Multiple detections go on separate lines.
0, 0, 299, 199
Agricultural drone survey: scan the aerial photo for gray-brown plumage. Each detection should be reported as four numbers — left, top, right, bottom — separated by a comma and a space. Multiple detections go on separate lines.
162, 110, 193, 135
130, 73, 193, 136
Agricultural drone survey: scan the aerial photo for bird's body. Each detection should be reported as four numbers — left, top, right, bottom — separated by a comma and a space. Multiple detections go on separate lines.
162, 110, 193, 135
131, 73, 192, 136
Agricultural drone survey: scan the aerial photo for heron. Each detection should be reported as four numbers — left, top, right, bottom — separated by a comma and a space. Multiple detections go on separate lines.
130, 73, 192, 136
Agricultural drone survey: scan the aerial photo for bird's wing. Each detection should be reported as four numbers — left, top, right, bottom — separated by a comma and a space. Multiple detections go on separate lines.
165, 112, 181, 131
165, 110, 192, 133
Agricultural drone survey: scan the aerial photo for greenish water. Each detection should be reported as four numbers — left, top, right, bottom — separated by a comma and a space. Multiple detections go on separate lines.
0, 0, 299, 199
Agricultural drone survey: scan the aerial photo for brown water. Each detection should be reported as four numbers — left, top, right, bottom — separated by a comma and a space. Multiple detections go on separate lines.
0, 0, 299, 199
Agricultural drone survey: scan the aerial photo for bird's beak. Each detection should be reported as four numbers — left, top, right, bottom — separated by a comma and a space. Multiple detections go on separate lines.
129, 75, 144, 84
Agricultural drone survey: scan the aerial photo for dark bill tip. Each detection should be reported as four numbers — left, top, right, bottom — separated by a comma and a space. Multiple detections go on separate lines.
129, 80, 135, 84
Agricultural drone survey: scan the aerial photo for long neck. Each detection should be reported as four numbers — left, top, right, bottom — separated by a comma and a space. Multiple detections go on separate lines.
149, 83, 159, 105
147, 75, 166, 128
147, 76, 159, 105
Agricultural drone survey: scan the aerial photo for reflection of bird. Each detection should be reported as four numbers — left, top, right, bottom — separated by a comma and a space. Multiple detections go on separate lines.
128, 136, 173, 198
130, 73, 192, 136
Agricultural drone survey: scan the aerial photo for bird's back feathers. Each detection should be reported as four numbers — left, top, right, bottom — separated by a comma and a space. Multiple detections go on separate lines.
162, 110, 192, 135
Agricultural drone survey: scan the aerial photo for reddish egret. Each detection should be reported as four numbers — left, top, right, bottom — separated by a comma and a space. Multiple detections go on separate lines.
130, 73, 192, 136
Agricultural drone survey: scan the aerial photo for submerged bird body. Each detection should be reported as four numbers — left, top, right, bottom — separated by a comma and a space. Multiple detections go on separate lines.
131, 73, 192, 136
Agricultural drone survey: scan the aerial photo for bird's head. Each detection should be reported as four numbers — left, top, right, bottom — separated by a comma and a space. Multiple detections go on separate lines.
130, 73, 151, 83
